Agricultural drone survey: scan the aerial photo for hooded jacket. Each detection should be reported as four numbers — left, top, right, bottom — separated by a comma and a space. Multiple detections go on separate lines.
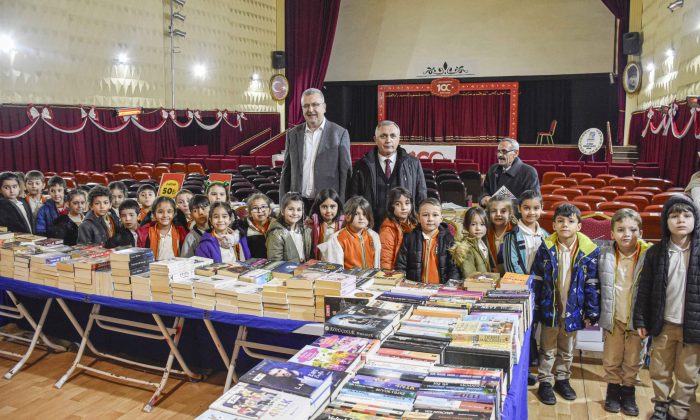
532, 231, 601, 332
318, 227, 382, 269
395, 223, 461, 283
379, 218, 416, 270
195, 231, 251, 263
633, 195, 700, 343
503, 223, 549, 274
237, 218, 270, 259
450, 234, 494, 279
48, 214, 80, 246
36, 198, 63, 236
77, 210, 120, 245
265, 219, 312, 262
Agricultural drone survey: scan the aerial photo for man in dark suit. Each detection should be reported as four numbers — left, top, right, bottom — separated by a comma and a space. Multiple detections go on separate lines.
348, 121, 427, 229
280, 88, 352, 211
0, 171, 35, 234
479, 138, 540, 207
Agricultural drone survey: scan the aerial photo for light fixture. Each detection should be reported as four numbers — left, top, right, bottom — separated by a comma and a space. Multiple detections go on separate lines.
172, 29, 186, 38
194, 64, 206, 78
646, 63, 655, 71
251, 73, 260, 80
666, 48, 675, 57
173, 12, 186, 21
668, 0, 684, 12
0, 34, 15, 54
117, 52, 128, 64
116, 107, 142, 117
174, 0, 186, 6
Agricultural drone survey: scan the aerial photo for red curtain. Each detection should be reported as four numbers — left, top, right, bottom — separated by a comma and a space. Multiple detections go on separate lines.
285, 0, 341, 126
384, 91, 511, 141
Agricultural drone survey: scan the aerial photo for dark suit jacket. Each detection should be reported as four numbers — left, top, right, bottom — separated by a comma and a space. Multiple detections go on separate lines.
280, 120, 352, 201
0, 198, 34, 234
480, 157, 540, 203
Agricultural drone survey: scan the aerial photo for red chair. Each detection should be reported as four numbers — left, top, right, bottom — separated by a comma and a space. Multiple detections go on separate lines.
667, 187, 685, 193
580, 212, 612, 240
75, 173, 90, 185
221, 158, 240, 170
139, 167, 154, 178
552, 201, 591, 212
608, 165, 634, 177
557, 164, 582, 175
59, 172, 74, 177
154, 167, 169, 180
609, 177, 637, 190
205, 158, 222, 173
644, 204, 664, 212
125, 164, 140, 175
569, 172, 592, 183
551, 177, 578, 188
457, 162, 480, 172
433, 162, 457, 172
637, 178, 673, 191
589, 189, 619, 201
533, 164, 557, 181
542, 194, 568, 210
111, 164, 125, 173
579, 178, 606, 189
536, 120, 557, 144
617, 195, 649, 210
576, 185, 595, 195
541, 184, 564, 195
89, 174, 109, 185
62, 177, 77, 188
641, 212, 663, 241
171, 163, 187, 173
596, 174, 618, 184
187, 163, 205, 175
634, 166, 661, 178
626, 190, 654, 201
603, 186, 628, 195
103, 172, 115, 183
552, 188, 583, 201
115, 172, 133, 181
634, 186, 663, 195
651, 192, 687, 205
542, 171, 566, 185
598, 201, 639, 212
540, 210, 555, 233
156, 163, 171, 170
133, 172, 150, 181
45, 172, 56, 177
575, 195, 607, 210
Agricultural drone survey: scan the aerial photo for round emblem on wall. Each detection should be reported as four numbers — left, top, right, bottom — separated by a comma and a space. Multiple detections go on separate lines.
270, 74, 289, 101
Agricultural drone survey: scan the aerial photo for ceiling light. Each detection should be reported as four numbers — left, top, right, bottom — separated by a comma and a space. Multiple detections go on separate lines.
0, 34, 15, 54
173, 12, 186, 21
646, 63, 655, 71
117, 53, 128, 64
668, 0, 684, 12
194, 64, 206, 78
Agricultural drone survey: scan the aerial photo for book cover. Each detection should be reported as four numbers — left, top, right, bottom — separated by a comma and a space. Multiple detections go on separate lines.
271, 261, 300, 279
239, 360, 334, 401
289, 345, 361, 372
310, 335, 370, 354
208, 382, 310, 419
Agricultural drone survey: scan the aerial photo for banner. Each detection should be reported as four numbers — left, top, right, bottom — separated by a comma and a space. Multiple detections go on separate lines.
402, 145, 456, 161
159, 173, 186, 198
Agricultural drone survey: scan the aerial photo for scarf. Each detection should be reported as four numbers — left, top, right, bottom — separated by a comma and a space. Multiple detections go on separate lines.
251, 218, 271, 235
149, 224, 181, 258
214, 229, 244, 259
138, 208, 149, 223
103, 214, 116, 237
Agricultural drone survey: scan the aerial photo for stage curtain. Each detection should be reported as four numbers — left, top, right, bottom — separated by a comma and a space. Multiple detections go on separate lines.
601, 0, 629, 145
627, 112, 645, 146
285, 0, 341, 126
384, 91, 511, 142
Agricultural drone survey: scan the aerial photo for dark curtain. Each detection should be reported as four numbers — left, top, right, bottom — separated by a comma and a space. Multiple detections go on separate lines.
384, 91, 511, 141
627, 112, 645, 146
285, 0, 341, 126
324, 84, 378, 142
601, 0, 629, 145
517, 80, 572, 144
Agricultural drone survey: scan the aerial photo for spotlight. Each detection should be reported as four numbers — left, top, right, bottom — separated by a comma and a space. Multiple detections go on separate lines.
174, 0, 186, 6
194, 64, 206, 78
666, 48, 675, 57
646, 63, 655, 72
251, 73, 260, 80
0, 34, 15, 54
173, 12, 186, 21
172, 29, 186, 38
668, 0, 684, 12
117, 53, 128, 64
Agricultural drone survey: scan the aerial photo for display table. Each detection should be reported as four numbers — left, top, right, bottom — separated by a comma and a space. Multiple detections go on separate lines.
502, 325, 531, 420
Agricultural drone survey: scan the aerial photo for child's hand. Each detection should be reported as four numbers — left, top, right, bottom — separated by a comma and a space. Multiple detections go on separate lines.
583, 318, 592, 327
638, 328, 647, 338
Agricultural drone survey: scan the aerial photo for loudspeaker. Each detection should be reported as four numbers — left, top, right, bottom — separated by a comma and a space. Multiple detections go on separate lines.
623, 32, 642, 55
271, 51, 285, 69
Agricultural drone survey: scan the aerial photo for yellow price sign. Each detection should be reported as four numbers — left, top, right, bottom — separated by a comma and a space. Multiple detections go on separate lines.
159, 173, 185, 198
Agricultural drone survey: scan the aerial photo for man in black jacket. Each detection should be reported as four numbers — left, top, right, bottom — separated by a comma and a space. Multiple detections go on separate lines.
348, 121, 427, 229
479, 138, 540, 207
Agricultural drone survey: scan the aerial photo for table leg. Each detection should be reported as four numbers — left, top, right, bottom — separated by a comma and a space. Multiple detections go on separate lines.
55, 303, 100, 389
3, 297, 55, 379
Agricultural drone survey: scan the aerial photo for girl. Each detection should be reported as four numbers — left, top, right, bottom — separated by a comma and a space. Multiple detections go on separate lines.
503, 190, 548, 274
196, 202, 251, 263
379, 187, 417, 270
49, 190, 86, 246
306, 189, 344, 260
206, 181, 229, 204
449, 207, 494, 278
486, 195, 513, 275
266, 192, 311, 262
237, 193, 273, 258
318, 196, 381, 269
137, 196, 187, 260
108, 181, 128, 210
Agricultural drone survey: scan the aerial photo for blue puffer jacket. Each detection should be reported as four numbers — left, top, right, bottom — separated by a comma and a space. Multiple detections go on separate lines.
532, 232, 601, 332
503, 223, 549, 274
35, 199, 61, 236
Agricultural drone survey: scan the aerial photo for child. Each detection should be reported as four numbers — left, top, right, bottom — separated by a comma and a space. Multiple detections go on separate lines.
238, 193, 273, 258
175, 189, 194, 225
24, 170, 46, 219
206, 181, 229, 204
307, 189, 345, 260
136, 184, 157, 224
105, 199, 141, 249
35, 176, 68, 236
137, 196, 187, 260
533, 203, 600, 406
15, 172, 26, 199
450, 207, 493, 278
396, 197, 460, 283
486, 195, 513, 274
49, 190, 87, 246
318, 196, 381, 269
379, 187, 416, 270
77, 186, 120, 245
633, 195, 700, 420
503, 190, 549, 274
196, 202, 251, 263
181, 195, 210, 258
108, 181, 128, 210
0, 171, 34, 233
266, 192, 311, 262
598, 209, 650, 416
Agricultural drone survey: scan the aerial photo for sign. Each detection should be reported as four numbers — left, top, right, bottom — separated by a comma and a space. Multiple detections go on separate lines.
403, 145, 457, 161
578, 128, 604, 156
159, 173, 185, 198
208, 173, 233, 185
430, 78, 460, 97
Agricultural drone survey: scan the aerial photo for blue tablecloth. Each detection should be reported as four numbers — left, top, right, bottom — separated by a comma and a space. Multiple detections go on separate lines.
501, 326, 531, 420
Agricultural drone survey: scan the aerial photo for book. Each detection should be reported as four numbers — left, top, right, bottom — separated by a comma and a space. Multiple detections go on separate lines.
289, 345, 363, 372
239, 360, 334, 402
208, 382, 311, 419
498, 272, 531, 290
324, 305, 398, 340
310, 335, 370, 354
195, 262, 231, 277
239, 268, 272, 285
271, 261, 300, 279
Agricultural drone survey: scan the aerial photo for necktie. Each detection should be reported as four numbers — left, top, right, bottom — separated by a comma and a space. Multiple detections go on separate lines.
384, 158, 392, 179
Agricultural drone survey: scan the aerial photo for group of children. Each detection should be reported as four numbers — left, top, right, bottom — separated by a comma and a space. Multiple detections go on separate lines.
0, 169, 698, 418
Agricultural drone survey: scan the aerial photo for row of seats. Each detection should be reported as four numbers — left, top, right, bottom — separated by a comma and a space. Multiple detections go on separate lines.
530, 161, 660, 179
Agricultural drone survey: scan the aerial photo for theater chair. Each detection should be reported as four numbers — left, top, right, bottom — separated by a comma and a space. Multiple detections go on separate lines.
603, 185, 628, 196
552, 201, 591, 212
641, 212, 662, 241
598, 201, 639, 212
90, 174, 109, 185
596, 174, 618, 184
171, 162, 187, 173
438, 180, 468, 207
542, 171, 566, 185
609, 177, 637, 190
644, 204, 663, 212
617, 195, 648, 210
569, 172, 592, 183
579, 178, 606, 189
541, 184, 564, 195
651, 192, 686, 205
627, 190, 654, 201
533, 164, 557, 181
232, 188, 258, 202
551, 177, 578, 188
133, 172, 151, 181
62, 177, 78, 189
638, 178, 673, 191
580, 212, 612, 240
576, 185, 595, 195
608, 165, 634, 177
111, 164, 125, 173
75, 173, 90, 185
590, 190, 618, 201
634, 166, 660, 178
459, 171, 482, 200
427, 188, 440, 201
542, 194, 567, 210
552, 188, 583, 201
115, 172, 133, 181
634, 186, 662, 195
187, 163, 205, 175
266, 190, 280, 204
575, 195, 606, 210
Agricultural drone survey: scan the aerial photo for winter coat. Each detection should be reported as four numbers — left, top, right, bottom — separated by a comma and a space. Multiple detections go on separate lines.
104, 227, 137, 249
450, 234, 493, 279
598, 239, 651, 332
36, 199, 63, 236
379, 218, 416, 270
503, 224, 549, 274
238, 218, 270, 259
195, 231, 251, 263
0, 198, 34, 234
633, 195, 700, 343
395, 223, 461, 283
48, 214, 80, 246
77, 211, 120, 245
318, 228, 382, 269
265, 219, 312, 262
181, 226, 205, 258
532, 232, 601, 332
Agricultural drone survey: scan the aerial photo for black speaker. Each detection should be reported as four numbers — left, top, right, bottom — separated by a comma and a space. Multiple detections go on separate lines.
271, 51, 285, 69
623, 32, 642, 55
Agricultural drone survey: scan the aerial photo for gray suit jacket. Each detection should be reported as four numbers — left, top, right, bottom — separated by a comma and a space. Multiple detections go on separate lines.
280, 120, 352, 201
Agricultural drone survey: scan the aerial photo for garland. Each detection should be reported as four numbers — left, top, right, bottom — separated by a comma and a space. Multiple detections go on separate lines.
640, 102, 698, 139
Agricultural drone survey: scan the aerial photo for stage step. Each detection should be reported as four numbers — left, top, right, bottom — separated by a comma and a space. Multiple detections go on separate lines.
612, 145, 639, 163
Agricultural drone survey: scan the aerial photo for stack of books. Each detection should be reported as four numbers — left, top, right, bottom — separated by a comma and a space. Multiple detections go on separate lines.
270, 261, 300, 280
171, 276, 196, 307
191, 275, 235, 310
498, 272, 531, 290
426, 288, 482, 309
364, 346, 440, 374
131, 272, 151, 301
262, 278, 289, 319
325, 305, 400, 340
368, 270, 405, 291
109, 247, 154, 300
195, 262, 232, 277
205, 382, 312, 419
73, 256, 112, 294
28, 252, 70, 286
312, 272, 356, 322
213, 279, 260, 313
236, 283, 264, 316
286, 271, 325, 321
239, 268, 272, 285
12, 246, 38, 281
148, 258, 197, 303
322, 290, 382, 321
464, 272, 501, 292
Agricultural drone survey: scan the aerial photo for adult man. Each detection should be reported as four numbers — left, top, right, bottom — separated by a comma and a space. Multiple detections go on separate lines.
348, 120, 427, 229
479, 138, 540, 206
280, 88, 352, 210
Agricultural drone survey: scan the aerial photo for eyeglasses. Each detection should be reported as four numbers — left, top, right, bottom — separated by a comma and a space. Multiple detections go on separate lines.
302, 102, 324, 110
496, 149, 514, 155
251, 206, 269, 212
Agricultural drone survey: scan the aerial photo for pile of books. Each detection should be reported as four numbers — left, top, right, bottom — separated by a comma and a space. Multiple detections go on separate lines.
464, 272, 501, 292
148, 258, 198, 303
325, 304, 401, 340
109, 247, 154, 300
212, 278, 259, 313
262, 278, 289, 318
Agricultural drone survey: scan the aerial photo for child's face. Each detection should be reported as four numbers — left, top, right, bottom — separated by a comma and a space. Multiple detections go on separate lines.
211, 206, 231, 233
249, 198, 271, 223
319, 198, 338, 223
419, 204, 442, 234
176, 193, 192, 215
283, 200, 303, 227
348, 208, 369, 232
138, 190, 156, 208
191, 205, 210, 227
1, 179, 20, 200
154, 202, 174, 227
49, 185, 65, 206
91, 195, 111, 217
667, 210, 695, 238
392, 195, 412, 222
69, 194, 86, 215
519, 198, 542, 227
207, 186, 227, 204
468, 214, 487, 239
120, 209, 139, 231
489, 203, 510, 228
554, 214, 581, 242
26, 178, 44, 196
111, 189, 125, 208
612, 217, 642, 251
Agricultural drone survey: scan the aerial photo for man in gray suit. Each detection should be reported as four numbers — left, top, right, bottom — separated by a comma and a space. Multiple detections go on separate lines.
280, 88, 352, 211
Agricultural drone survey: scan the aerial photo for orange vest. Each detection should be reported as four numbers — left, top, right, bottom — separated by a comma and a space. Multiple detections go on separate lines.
336, 227, 375, 269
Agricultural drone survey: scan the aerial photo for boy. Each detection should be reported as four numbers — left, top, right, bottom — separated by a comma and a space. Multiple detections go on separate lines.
24, 170, 46, 219
599, 209, 650, 415
36, 176, 67, 236
634, 195, 700, 420
395, 197, 460, 283
77, 186, 120, 245
0, 171, 34, 233
533, 203, 600, 405
181, 195, 210, 257
105, 199, 141, 248
136, 184, 157, 224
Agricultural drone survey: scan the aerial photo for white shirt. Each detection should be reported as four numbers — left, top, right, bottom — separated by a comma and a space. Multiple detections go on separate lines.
131, 230, 138, 246
379, 153, 397, 178
691, 186, 700, 209
614, 248, 638, 323
323, 222, 336, 243
665, 240, 689, 324
302, 119, 326, 198
11, 199, 32, 231
557, 238, 577, 318
290, 230, 305, 262
27, 196, 42, 218
518, 221, 545, 272
157, 226, 175, 261
220, 246, 237, 263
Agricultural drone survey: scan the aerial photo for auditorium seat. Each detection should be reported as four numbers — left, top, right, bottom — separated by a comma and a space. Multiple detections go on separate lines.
437, 168, 458, 176
259, 170, 277, 178
427, 188, 440, 201
103, 172, 115, 183
257, 183, 278, 194
626, 190, 654, 201
608, 165, 634, 177
255, 156, 272, 166
540, 210, 555, 232
153, 167, 169, 180
542, 194, 568, 210
139, 167, 154, 178
111, 164, 125, 173
583, 163, 609, 177
542, 171, 566, 185
651, 192, 686, 205
598, 201, 639, 212
617, 195, 649, 210
59, 171, 74, 177
205, 158, 222, 173
596, 174, 618, 184
541, 184, 564, 195
62, 177, 77, 188
231, 181, 253, 190
580, 212, 612, 240
533, 164, 557, 181
133, 172, 150, 181
609, 177, 637, 190
459, 171, 482, 199
576, 185, 595, 195
603, 185, 628, 195
221, 158, 239, 170
90, 174, 109, 185
115, 171, 133, 181
436, 173, 460, 183
579, 178, 606, 189
187, 163, 205, 175
637, 178, 673, 191
589, 190, 618, 201
641, 212, 662, 241
439, 180, 468, 206
540, 160, 560, 165
634, 166, 661, 178
634, 186, 663, 195
552, 201, 591, 212
231, 188, 258, 202
266, 190, 280, 204
425, 180, 438, 190
569, 172, 592, 183
551, 177, 578, 188
171, 163, 187, 173
433, 162, 456, 172
552, 188, 583, 201
125, 164, 140, 175
667, 187, 685, 193
575, 195, 606, 210
644, 204, 664, 212
75, 173, 90, 185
